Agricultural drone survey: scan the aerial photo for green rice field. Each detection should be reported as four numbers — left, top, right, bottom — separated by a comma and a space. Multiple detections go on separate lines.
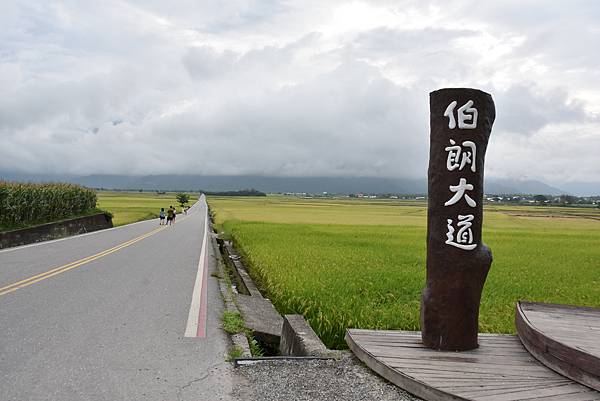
97, 191, 198, 226
208, 196, 600, 349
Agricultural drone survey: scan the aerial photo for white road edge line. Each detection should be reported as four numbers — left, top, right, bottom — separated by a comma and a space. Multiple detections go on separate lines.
184, 198, 208, 337
0, 200, 200, 254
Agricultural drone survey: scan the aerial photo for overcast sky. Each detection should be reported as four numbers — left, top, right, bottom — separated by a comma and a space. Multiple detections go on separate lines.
1, 1, 599, 187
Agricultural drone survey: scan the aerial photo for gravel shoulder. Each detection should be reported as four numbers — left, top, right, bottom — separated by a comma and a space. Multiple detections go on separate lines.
232, 353, 420, 401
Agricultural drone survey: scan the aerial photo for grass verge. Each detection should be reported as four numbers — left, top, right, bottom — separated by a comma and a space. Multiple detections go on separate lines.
222, 311, 246, 334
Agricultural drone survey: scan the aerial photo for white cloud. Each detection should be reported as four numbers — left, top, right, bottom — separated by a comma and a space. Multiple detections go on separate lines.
0, 0, 598, 186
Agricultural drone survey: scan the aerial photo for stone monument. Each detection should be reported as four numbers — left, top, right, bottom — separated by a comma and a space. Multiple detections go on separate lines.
421, 88, 495, 351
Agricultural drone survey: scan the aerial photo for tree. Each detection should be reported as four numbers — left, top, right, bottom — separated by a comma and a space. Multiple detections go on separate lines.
533, 194, 547, 205
559, 194, 578, 204
176, 193, 190, 208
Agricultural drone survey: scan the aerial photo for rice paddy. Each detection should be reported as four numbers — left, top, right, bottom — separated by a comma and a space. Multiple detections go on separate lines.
97, 191, 198, 226
208, 196, 600, 349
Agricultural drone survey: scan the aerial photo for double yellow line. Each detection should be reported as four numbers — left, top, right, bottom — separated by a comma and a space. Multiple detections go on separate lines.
0, 225, 167, 297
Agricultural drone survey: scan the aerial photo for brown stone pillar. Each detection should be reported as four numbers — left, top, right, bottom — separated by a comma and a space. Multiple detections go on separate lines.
421, 88, 495, 351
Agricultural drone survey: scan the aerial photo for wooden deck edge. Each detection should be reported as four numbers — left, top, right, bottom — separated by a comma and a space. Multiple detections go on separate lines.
345, 329, 467, 401
515, 301, 600, 391
519, 300, 600, 314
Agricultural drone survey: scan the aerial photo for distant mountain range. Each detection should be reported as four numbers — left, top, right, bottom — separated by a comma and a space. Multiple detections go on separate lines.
0, 172, 588, 195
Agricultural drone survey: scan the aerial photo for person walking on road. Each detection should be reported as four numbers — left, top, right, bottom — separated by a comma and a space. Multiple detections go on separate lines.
159, 208, 166, 225
166, 206, 174, 226
172, 206, 177, 225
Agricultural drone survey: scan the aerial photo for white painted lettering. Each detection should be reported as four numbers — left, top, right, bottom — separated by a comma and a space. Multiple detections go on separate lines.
445, 215, 477, 250
444, 178, 477, 207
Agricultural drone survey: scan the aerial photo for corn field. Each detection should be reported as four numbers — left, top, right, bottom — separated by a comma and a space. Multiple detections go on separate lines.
0, 181, 97, 228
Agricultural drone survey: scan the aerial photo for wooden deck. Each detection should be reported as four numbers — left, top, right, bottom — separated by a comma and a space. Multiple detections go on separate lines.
516, 301, 600, 391
346, 329, 600, 401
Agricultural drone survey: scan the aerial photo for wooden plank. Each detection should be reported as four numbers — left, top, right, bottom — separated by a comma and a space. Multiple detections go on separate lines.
362, 341, 519, 354
397, 365, 555, 377
542, 332, 600, 340
525, 310, 600, 319
380, 358, 555, 375
531, 320, 600, 329
347, 328, 599, 401
525, 307, 600, 317
402, 369, 550, 380
460, 381, 580, 394
516, 301, 600, 390
529, 320, 600, 331
431, 378, 569, 386
373, 353, 538, 366
357, 341, 530, 354
349, 329, 421, 337
388, 361, 558, 380
521, 301, 600, 314
454, 382, 575, 397
547, 331, 600, 339
473, 383, 595, 400
354, 336, 526, 348
520, 333, 600, 392
528, 309, 600, 317
365, 346, 538, 362
533, 321, 600, 331
399, 369, 557, 380
345, 330, 467, 401
529, 391, 600, 400
365, 343, 535, 356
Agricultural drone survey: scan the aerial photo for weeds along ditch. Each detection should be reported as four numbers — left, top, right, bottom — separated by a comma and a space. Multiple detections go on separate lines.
216, 237, 276, 357
209, 196, 600, 350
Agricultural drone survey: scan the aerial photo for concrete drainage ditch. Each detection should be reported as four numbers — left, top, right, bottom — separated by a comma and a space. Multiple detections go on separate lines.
208, 211, 420, 401
215, 233, 338, 360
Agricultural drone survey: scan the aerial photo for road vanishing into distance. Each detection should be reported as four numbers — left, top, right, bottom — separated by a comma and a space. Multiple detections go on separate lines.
0, 197, 239, 401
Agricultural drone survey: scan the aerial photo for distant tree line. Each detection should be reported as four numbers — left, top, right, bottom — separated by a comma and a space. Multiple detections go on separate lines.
200, 188, 266, 197
496, 194, 599, 207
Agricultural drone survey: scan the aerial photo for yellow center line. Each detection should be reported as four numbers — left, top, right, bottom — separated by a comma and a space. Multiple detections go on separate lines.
0, 214, 191, 297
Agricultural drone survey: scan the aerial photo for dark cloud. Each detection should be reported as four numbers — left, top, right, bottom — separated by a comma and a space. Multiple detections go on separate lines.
0, 0, 598, 185
494, 85, 588, 135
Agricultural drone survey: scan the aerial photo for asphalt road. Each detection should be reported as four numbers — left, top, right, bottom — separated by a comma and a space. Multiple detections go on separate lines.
0, 197, 240, 401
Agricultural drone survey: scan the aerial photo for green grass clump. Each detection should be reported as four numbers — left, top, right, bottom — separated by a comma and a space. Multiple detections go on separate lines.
227, 346, 244, 361
0, 181, 97, 230
209, 196, 600, 349
222, 311, 246, 334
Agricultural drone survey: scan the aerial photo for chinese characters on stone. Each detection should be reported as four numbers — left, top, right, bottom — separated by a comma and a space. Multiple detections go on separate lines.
444, 100, 478, 129
443, 99, 478, 251
444, 178, 476, 207
445, 139, 476, 172
445, 215, 476, 250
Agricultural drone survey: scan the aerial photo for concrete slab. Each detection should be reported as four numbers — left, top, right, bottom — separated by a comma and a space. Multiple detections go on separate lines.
236, 293, 283, 347
280, 315, 329, 357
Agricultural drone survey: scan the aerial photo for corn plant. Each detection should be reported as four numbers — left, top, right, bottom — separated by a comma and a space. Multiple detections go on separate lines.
0, 181, 97, 228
